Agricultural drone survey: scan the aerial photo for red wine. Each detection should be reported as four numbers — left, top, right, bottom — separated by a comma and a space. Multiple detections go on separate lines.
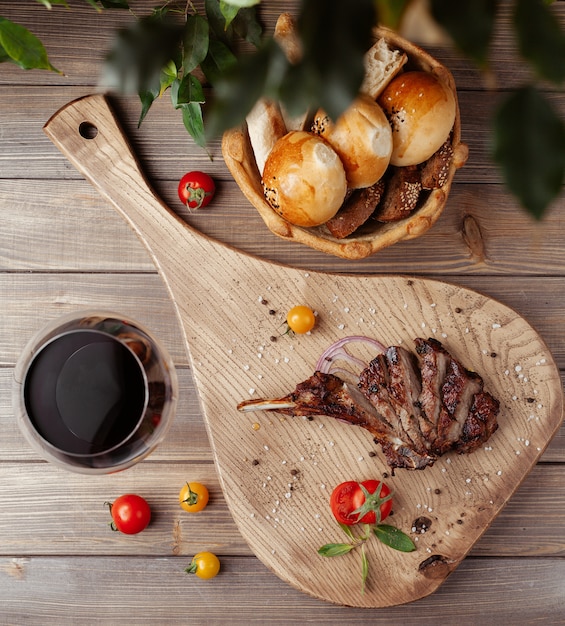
23, 330, 147, 456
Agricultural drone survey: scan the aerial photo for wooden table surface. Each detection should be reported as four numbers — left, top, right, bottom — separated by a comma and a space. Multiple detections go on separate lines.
1, 1, 564, 623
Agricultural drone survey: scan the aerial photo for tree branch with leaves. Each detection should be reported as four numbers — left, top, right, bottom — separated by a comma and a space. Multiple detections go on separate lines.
1, 0, 564, 219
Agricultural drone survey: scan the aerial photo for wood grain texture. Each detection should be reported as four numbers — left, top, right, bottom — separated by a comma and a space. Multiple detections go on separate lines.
41, 94, 563, 607
1, 555, 564, 625
1, 0, 564, 620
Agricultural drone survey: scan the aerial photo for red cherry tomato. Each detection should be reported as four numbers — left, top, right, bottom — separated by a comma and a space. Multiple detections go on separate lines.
107, 494, 151, 535
178, 171, 216, 209
330, 480, 392, 526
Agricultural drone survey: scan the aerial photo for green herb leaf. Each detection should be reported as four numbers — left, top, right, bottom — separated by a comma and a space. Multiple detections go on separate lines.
183, 14, 210, 73
338, 523, 356, 541
513, 0, 565, 85
374, 524, 416, 552
430, 0, 498, 69
318, 542, 355, 557
181, 102, 207, 149
361, 545, 369, 595
0, 17, 61, 73
493, 85, 565, 220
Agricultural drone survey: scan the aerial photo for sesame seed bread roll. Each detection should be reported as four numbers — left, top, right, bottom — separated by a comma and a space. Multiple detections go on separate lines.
262, 131, 347, 227
378, 71, 456, 167
312, 95, 393, 189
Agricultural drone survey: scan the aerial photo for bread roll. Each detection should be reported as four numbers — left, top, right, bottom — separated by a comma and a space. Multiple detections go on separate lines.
262, 131, 347, 227
378, 71, 456, 166
312, 95, 393, 189
246, 98, 287, 175
361, 37, 407, 99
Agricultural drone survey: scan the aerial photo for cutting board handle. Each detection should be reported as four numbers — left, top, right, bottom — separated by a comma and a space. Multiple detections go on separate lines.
43, 94, 199, 272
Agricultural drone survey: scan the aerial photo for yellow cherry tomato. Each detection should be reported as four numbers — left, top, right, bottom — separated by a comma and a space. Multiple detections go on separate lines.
286, 305, 316, 334
179, 481, 209, 513
185, 551, 220, 579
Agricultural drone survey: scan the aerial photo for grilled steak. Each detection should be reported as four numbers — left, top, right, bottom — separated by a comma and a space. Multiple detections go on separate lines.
237, 338, 500, 472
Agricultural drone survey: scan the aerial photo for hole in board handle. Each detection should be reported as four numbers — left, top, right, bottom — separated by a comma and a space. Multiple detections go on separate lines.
79, 122, 98, 140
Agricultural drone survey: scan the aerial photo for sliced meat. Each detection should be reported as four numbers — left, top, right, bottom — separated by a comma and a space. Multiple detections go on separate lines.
414, 337, 452, 444
433, 358, 484, 455
237, 338, 499, 473
238, 371, 435, 471
454, 391, 500, 454
379, 346, 428, 455
326, 180, 385, 239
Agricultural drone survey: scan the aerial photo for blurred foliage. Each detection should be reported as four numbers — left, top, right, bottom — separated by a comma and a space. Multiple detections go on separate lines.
0, 0, 564, 219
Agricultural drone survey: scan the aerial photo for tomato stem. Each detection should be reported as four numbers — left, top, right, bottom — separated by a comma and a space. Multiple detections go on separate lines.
182, 482, 199, 506
350, 482, 393, 524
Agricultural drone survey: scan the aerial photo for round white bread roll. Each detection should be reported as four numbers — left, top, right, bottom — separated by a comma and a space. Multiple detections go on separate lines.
262, 131, 347, 227
312, 95, 393, 189
378, 70, 456, 166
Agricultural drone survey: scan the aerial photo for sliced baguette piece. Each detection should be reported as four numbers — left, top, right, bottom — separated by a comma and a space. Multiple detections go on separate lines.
361, 37, 408, 99
245, 98, 287, 175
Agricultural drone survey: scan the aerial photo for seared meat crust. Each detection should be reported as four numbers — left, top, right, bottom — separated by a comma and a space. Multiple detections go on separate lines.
238, 338, 499, 472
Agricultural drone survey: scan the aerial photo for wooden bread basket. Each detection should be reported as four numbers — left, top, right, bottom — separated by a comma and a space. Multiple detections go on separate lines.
222, 25, 469, 260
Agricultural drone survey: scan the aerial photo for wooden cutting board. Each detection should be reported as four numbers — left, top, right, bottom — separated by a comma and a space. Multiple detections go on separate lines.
44, 94, 564, 608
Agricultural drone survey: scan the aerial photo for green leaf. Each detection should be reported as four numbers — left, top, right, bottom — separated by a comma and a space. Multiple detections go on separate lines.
0, 17, 61, 73
338, 523, 356, 541
102, 14, 184, 93
137, 84, 159, 126
514, 0, 565, 85
159, 59, 178, 96
205, 0, 234, 45
205, 40, 283, 138
493, 86, 565, 220
183, 14, 209, 73
374, 524, 416, 552
361, 545, 369, 595
200, 37, 237, 85
290, 0, 376, 120
318, 542, 355, 557
220, 1, 240, 29
181, 102, 207, 149
172, 74, 205, 107
221, 0, 261, 7
430, 0, 499, 69
231, 7, 263, 47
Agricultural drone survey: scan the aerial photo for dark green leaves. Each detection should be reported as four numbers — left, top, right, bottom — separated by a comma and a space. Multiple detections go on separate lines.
318, 520, 415, 594
0, 16, 61, 72
373, 524, 416, 552
493, 86, 565, 219
430, 0, 499, 69
102, 14, 184, 94
513, 0, 565, 84
317, 542, 356, 557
